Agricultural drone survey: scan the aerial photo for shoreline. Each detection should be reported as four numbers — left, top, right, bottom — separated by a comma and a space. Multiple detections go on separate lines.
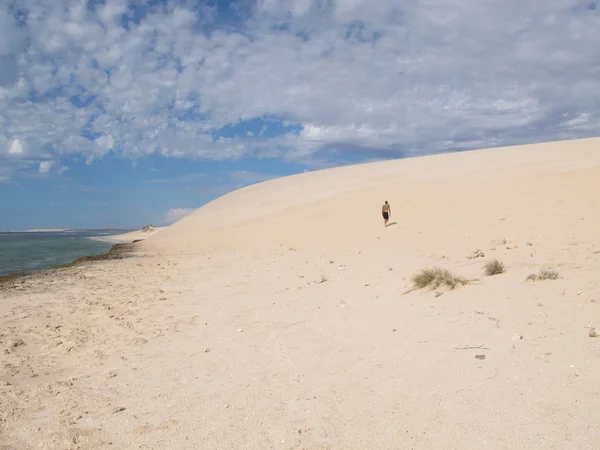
0, 242, 139, 288
0, 227, 164, 282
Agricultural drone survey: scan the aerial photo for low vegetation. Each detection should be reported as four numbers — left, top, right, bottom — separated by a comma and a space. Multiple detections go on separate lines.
538, 268, 559, 280
0, 272, 28, 286
411, 266, 469, 290
51, 252, 113, 270
484, 259, 505, 276
525, 268, 560, 282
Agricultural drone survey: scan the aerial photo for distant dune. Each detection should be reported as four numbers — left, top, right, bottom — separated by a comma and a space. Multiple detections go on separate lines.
2, 137, 600, 450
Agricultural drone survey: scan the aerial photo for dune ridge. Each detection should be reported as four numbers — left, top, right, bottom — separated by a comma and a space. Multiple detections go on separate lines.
1, 137, 599, 450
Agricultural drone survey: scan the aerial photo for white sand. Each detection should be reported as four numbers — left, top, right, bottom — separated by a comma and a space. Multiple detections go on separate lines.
92, 226, 166, 244
1, 137, 600, 449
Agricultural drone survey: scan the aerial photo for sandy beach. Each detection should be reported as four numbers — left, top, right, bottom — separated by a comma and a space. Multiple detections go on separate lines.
91, 226, 165, 244
1, 137, 600, 449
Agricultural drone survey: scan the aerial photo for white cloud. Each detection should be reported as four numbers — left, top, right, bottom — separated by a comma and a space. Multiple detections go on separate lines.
163, 207, 194, 225
0, 0, 599, 179
58, 165, 69, 175
38, 161, 54, 173
8, 138, 22, 154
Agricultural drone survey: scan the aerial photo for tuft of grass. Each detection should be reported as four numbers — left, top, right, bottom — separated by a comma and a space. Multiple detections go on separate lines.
484, 259, 505, 276
317, 275, 329, 284
411, 266, 469, 290
538, 268, 559, 280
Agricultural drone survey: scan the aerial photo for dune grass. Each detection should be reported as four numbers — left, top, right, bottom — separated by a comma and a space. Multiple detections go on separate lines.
484, 259, 505, 276
411, 266, 469, 291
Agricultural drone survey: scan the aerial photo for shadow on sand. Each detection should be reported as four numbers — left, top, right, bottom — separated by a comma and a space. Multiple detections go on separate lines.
385, 222, 397, 227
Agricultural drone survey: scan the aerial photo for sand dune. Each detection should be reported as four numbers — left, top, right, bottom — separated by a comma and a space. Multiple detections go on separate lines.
1, 137, 600, 449
150, 137, 599, 255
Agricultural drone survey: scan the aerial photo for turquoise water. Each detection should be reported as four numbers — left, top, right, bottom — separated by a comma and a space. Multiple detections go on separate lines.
0, 232, 121, 276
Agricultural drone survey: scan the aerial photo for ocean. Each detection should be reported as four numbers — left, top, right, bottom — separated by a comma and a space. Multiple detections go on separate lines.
0, 231, 128, 276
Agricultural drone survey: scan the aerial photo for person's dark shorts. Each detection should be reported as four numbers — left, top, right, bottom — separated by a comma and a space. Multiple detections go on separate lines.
382, 212, 389, 220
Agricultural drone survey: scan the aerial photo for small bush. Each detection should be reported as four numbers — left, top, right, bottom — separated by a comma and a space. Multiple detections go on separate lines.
411, 267, 469, 290
538, 268, 559, 280
484, 259, 505, 276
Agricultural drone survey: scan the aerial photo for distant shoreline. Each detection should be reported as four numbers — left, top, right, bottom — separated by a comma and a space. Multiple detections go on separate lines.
0, 226, 163, 281
0, 227, 157, 281
0, 228, 135, 234
0, 242, 138, 286
0, 229, 72, 233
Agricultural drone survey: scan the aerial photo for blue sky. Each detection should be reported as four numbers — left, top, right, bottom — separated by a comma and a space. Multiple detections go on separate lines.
1, 0, 599, 230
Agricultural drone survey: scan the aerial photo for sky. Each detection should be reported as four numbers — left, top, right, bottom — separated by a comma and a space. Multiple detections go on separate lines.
1, 0, 599, 230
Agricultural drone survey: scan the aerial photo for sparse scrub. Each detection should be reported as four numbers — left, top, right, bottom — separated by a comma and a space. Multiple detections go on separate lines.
484, 259, 505, 276
525, 268, 560, 282
538, 268, 559, 280
318, 275, 328, 284
411, 266, 469, 290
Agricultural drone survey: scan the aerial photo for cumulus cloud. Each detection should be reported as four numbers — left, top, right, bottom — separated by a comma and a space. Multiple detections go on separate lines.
38, 161, 54, 173
163, 207, 194, 225
0, 0, 599, 179
8, 139, 23, 155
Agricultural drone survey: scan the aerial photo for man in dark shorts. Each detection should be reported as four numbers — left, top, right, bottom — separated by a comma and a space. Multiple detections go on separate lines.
382, 201, 391, 227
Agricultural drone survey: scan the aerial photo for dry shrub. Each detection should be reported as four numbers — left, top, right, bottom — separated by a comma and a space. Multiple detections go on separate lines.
411, 267, 469, 290
484, 259, 505, 276
538, 268, 559, 280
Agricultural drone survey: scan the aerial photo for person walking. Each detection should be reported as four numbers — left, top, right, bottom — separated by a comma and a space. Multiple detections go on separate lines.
382, 201, 391, 227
